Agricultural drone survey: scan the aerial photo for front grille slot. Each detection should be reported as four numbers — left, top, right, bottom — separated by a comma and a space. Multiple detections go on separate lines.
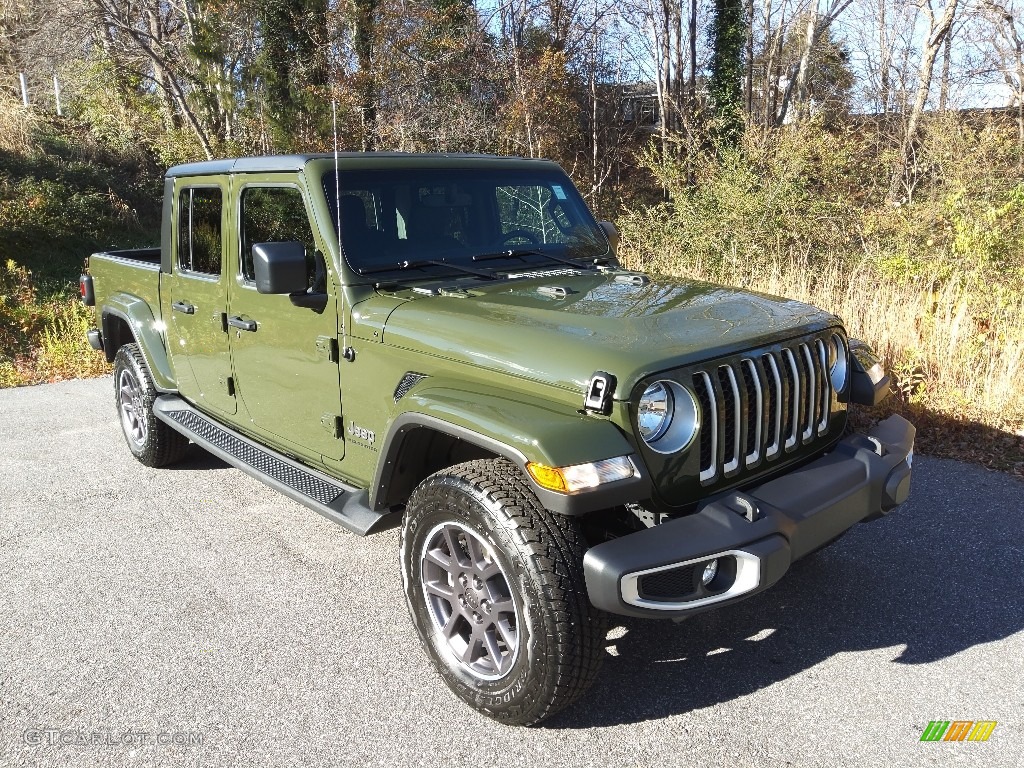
762, 353, 783, 459
693, 371, 718, 482
782, 347, 802, 448
741, 359, 763, 466
693, 335, 838, 485
800, 343, 816, 441
718, 365, 741, 474
815, 339, 831, 433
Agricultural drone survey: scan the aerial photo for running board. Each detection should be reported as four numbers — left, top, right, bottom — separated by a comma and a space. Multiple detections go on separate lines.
153, 395, 400, 536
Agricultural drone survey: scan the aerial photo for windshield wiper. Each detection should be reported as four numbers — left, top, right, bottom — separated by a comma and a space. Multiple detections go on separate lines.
473, 249, 605, 271
358, 259, 498, 280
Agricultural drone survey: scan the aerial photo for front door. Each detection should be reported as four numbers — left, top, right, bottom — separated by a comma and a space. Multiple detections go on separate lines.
227, 177, 344, 461
164, 180, 236, 416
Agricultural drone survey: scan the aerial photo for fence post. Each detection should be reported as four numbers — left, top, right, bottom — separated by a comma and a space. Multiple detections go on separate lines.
53, 75, 62, 116
19, 72, 29, 107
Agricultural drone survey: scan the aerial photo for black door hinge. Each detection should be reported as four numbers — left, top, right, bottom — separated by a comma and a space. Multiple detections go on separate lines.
320, 414, 342, 437
316, 335, 339, 363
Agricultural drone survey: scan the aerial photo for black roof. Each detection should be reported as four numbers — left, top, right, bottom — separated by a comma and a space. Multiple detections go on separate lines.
165, 153, 556, 178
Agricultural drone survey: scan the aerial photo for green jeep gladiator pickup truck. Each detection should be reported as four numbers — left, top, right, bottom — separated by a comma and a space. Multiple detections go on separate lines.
81, 153, 914, 725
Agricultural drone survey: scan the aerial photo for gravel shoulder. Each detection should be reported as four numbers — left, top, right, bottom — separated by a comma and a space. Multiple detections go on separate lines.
1, 378, 1022, 767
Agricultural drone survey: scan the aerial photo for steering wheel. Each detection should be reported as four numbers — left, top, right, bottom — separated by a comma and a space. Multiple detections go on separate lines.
501, 229, 541, 246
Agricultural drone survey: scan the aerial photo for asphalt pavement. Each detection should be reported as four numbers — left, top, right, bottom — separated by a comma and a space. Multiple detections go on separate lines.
1, 378, 1022, 767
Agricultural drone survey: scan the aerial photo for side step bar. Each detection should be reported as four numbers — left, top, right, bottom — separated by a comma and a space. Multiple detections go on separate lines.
153, 395, 400, 536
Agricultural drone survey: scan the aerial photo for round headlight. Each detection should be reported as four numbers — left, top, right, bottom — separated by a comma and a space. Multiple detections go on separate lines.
637, 380, 700, 454
829, 333, 848, 392
638, 381, 672, 442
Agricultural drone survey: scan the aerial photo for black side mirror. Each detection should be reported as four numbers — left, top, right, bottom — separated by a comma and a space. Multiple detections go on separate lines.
252, 241, 307, 295
599, 221, 619, 256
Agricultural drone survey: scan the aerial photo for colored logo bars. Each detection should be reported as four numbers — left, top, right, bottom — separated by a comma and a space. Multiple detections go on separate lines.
920, 721, 997, 742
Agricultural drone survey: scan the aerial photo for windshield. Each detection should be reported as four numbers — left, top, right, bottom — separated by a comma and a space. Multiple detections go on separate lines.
322, 167, 609, 277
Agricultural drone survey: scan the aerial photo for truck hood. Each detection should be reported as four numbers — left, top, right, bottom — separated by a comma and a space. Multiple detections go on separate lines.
375, 271, 840, 397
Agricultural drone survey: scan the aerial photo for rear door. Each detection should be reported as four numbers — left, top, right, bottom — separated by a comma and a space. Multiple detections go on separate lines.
164, 178, 236, 416
226, 175, 343, 461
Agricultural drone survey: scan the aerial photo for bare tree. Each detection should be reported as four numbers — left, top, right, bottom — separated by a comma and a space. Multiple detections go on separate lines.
981, 0, 1024, 161
774, 0, 853, 125
890, 0, 960, 199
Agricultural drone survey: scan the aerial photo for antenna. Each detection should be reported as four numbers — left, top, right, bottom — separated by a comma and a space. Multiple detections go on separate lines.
332, 99, 341, 241
332, 97, 352, 363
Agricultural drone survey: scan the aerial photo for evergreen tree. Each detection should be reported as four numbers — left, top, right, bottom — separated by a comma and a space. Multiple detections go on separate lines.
709, 0, 746, 142
252, 0, 330, 150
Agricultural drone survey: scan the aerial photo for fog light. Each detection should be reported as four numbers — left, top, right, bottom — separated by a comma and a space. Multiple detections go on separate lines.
701, 559, 719, 586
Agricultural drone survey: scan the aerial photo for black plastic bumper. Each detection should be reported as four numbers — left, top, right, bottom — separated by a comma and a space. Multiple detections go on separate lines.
583, 415, 915, 618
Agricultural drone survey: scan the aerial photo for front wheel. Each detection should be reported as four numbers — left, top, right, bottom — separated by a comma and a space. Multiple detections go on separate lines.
401, 458, 606, 726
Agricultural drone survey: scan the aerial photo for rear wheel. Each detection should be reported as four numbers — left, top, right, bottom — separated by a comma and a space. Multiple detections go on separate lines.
401, 458, 606, 726
113, 344, 188, 467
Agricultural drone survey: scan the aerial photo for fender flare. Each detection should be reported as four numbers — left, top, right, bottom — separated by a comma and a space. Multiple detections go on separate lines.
101, 293, 176, 392
370, 385, 649, 515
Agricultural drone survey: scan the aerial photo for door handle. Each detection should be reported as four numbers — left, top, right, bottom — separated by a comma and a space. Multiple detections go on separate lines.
227, 316, 257, 332
171, 300, 196, 315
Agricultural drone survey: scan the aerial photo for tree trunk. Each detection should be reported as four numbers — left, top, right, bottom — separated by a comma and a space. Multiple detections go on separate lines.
354, 0, 377, 151
661, 0, 672, 137
648, 12, 669, 174
144, 7, 179, 131
675, 0, 684, 133
687, 0, 698, 186
590, 59, 599, 200
688, 0, 697, 110
890, 0, 961, 201
744, 0, 754, 114
793, 11, 818, 119
939, 29, 952, 110
771, 12, 786, 122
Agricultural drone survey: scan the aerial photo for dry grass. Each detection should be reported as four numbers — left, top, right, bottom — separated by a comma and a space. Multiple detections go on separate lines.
0, 94, 38, 153
707, 252, 1023, 426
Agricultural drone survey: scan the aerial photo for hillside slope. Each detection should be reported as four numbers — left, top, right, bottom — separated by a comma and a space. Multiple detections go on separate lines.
0, 102, 161, 385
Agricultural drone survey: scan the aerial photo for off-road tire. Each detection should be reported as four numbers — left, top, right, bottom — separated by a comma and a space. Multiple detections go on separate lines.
113, 344, 189, 467
401, 458, 607, 726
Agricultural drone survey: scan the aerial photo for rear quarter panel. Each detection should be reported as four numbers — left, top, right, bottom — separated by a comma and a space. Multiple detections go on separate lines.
90, 251, 176, 391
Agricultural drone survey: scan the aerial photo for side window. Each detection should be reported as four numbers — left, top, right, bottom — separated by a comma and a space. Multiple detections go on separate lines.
240, 186, 317, 288
177, 187, 223, 275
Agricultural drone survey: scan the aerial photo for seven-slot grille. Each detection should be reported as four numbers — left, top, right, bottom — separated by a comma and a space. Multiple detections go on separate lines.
692, 336, 838, 484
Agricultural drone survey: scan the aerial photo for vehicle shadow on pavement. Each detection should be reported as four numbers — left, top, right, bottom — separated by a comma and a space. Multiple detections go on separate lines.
163, 445, 232, 471
548, 457, 1024, 728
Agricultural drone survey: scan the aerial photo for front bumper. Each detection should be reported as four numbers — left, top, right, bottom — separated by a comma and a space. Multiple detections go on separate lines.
583, 415, 915, 618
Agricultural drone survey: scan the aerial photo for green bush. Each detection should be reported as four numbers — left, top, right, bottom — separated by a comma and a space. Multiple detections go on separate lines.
0, 259, 109, 386
622, 119, 859, 280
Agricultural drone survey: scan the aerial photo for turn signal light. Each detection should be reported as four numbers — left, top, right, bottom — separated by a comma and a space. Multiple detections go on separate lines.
526, 456, 634, 494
